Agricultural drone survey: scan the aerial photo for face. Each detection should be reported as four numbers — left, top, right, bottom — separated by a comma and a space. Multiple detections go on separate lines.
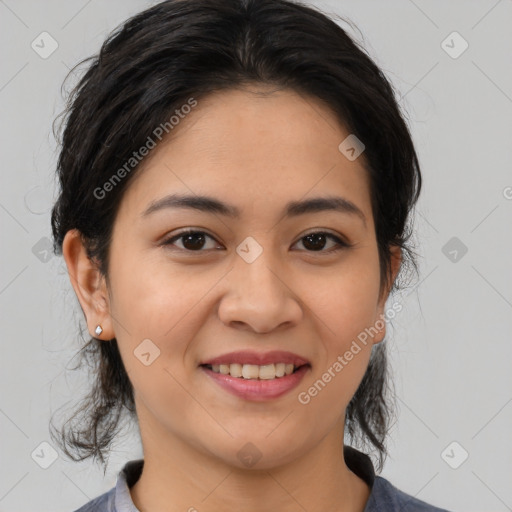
66, 86, 400, 470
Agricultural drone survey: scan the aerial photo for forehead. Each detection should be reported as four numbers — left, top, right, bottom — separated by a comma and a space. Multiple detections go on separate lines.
119, 86, 373, 223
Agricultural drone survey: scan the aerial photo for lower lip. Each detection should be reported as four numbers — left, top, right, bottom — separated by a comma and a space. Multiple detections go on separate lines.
200, 365, 310, 401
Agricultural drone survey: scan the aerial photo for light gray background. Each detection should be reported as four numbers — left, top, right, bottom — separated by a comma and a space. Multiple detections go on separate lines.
1, 1, 511, 511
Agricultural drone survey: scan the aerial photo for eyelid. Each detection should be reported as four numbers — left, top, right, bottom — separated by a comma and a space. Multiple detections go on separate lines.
162, 228, 221, 250
299, 228, 349, 243
162, 228, 352, 253
293, 230, 352, 251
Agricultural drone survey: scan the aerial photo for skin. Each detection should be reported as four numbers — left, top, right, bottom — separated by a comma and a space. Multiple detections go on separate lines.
63, 85, 401, 512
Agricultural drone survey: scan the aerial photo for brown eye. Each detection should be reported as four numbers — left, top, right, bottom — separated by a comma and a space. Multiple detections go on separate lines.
162, 229, 350, 254
293, 231, 350, 253
163, 230, 219, 251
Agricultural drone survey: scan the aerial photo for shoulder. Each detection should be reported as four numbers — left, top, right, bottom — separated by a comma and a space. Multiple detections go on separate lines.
70, 458, 143, 512
71, 486, 116, 512
366, 476, 452, 512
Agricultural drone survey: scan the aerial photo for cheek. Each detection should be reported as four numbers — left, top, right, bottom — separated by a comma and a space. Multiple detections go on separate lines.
107, 257, 212, 413
307, 250, 382, 342
109, 244, 208, 329
108, 251, 227, 373
299, 250, 381, 392
294, 274, 378, 430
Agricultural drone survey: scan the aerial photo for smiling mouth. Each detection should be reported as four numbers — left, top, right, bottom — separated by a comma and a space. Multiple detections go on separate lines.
201, 362, 309, 380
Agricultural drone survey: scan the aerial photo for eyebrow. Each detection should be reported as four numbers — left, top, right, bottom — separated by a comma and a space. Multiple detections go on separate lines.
141, 193, 366, 226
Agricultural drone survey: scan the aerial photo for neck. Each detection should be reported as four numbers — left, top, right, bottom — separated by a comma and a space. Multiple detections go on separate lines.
130, 413, 370, 512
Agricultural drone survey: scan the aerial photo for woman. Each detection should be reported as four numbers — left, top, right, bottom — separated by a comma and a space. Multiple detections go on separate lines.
50, 0, 451, 510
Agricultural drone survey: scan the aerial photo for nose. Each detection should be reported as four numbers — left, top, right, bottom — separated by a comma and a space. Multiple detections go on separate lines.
217, 250, 303, 334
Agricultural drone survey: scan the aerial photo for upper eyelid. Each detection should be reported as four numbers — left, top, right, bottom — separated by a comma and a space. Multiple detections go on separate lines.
164, 229, 349, 247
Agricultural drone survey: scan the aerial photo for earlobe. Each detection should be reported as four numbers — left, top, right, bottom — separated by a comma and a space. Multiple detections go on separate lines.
62, 229, 114, 340
373, 245, 402, 345
372, 313, 387, 344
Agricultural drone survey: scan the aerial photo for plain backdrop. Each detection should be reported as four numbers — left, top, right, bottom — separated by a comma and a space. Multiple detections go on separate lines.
1, 1, 511, 511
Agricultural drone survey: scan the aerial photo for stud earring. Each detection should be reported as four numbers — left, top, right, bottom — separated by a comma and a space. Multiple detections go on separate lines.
95, 325, 103, 336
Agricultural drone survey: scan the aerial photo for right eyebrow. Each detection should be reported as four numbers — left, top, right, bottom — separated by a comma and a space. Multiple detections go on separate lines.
141, 193, 366, 228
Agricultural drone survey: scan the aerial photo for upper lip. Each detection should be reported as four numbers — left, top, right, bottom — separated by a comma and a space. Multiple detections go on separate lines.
200, 350, 310, 367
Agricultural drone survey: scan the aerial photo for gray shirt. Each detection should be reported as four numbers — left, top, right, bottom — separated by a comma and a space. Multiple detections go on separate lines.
73, 446, 451, 511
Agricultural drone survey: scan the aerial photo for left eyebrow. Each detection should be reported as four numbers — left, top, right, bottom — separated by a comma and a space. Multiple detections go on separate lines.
141, 193, 366, 227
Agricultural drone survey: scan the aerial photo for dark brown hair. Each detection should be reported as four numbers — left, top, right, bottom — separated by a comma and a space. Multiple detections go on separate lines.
50, 0, 421, 474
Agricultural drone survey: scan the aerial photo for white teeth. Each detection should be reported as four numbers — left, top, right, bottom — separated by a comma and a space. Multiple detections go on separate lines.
275, 363, 285, 377
258, 364, 276, 380
229, 363, 243, 378
242, 364, 260, 379
207, 362, 300, 379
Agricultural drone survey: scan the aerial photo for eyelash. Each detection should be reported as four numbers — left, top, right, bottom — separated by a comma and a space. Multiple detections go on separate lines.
162, 229, 351, 254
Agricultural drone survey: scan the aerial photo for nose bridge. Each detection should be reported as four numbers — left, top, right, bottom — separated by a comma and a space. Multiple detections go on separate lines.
234, 237, 284, 298
218, 237, 302, 332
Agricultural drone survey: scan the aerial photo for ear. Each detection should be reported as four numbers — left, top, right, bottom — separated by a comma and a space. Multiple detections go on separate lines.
372, 245, 402, 344
62, 229, 115, 340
